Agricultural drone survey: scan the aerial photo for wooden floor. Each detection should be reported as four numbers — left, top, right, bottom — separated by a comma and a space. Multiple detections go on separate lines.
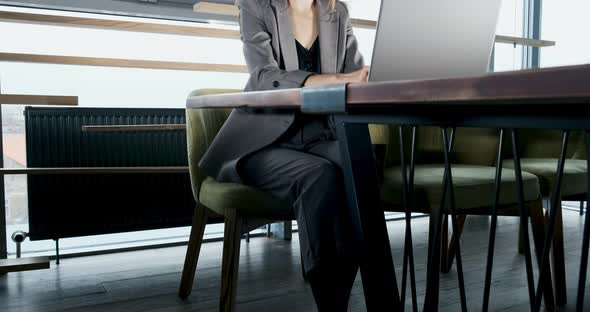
1, 210, 590, 311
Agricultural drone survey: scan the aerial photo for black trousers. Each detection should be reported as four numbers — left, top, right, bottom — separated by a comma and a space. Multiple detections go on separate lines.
240, 117, 358, 274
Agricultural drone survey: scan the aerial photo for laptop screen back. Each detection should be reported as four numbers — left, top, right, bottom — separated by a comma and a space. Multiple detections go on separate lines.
369, 0, 503, 82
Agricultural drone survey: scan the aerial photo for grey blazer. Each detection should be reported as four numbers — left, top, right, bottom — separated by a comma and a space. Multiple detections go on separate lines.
199, 0, 365, 183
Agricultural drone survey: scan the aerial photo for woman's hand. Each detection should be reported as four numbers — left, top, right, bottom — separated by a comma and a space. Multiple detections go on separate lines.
303, 66, 370, 86
338, 67, 369, 84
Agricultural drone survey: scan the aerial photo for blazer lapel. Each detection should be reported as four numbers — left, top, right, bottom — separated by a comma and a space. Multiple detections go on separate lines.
317, 0, 339, 74
271, 0, 299, 71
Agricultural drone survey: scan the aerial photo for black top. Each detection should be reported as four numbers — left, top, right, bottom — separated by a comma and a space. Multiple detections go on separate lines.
296, 37, 321, 74
279, 37, 335, 146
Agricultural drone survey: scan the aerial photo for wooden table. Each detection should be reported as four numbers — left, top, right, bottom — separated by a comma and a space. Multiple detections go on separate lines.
187, 64, 590, 311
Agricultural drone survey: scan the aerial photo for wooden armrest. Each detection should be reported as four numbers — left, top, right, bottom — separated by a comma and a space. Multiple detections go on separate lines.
0, 167, 189, 175
82, 124, 186, 132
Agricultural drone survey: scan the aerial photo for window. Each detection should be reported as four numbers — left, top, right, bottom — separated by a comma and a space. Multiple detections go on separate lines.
1, 1, 532, 257
1, 6, 251, 257
493, 0, 526, 72
540, 0, 590, 67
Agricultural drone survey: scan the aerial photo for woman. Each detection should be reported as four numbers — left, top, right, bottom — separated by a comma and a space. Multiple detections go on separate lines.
199, 0, 368, 309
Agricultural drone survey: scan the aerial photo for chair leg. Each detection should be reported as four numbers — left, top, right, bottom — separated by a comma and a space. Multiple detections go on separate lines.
220, 209, 243, 312
442, 215, 466, 274
426, 212, 443, 307
440, 215, 449, 273
518, 223, 525, 255
552, 198, 567, 305
530, 199, 556, 311
519, 198, 550, 255
427, 212, 437, 270
179, 203, 209, 299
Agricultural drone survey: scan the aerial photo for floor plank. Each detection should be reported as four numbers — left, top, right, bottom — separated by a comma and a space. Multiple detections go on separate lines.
1, 210, 590, 311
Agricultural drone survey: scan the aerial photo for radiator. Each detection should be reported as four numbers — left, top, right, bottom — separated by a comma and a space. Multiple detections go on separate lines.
24, 107, 200, 241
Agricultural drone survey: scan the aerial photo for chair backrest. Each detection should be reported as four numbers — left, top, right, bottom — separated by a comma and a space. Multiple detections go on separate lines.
573, 133, 587, 160
508, 129, 586, 160
186, 89, 240, 203
383, 126, 500, 167
380, 126, 588, 168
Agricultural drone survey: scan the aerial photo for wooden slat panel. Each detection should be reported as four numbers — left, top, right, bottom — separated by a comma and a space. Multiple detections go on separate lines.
0, 11, 555, 48
495, 35, 555, 47
187, 64, 590, 109
0, 11, 241, 39
82, 124, 186, 132
0, 167, 190, 175
194, 2, 240, 17
350, 18, 377, 29
0, 257, 50, 274
0, 53, 248, 73
0, 94, 78, 106
0, 9, 370, 32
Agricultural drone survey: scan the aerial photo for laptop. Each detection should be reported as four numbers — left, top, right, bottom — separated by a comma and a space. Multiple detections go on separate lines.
369, 0, 503, 82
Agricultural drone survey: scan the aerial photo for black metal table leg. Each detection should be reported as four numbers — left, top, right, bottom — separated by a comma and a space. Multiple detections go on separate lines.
424, 127, 459, 312
533, 131, 570, 311
577, 130, 590, 311
482, 129, 505, 312
511, 129, 537, 310
335, 119, 401, 310
55, 239, 60, 265
441, 128, 468, 312
408, 127, 419, 311
398, 126, 418, 312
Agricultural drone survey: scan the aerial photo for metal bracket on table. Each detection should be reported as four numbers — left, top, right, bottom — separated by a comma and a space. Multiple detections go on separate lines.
301, 84, 347, 114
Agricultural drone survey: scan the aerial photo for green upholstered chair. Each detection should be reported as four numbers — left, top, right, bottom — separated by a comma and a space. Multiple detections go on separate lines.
179, 89, 400, 310
179, 89, 295, 311
378, 126, 556, 308
502, 130, 588, 305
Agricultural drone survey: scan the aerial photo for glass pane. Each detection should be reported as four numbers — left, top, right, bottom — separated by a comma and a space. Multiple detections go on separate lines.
347, 0, 382, 20
0, 8, 249, 257
0, 8, 249, 109
3, 105, 29, 258
541, 0, 590, 67
1, 63, 249, 108
494, 0, 525, 72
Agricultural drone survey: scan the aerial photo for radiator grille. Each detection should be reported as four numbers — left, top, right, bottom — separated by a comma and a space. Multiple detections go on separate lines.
24, 107, 198, 240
